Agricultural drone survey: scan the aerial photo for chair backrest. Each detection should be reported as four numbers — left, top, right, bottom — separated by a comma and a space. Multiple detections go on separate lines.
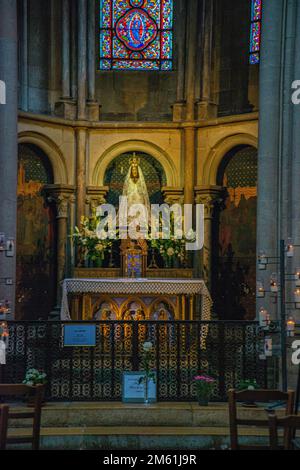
269, 414, 300, 450
0, 405, 9, 450
228, 389, 295, 450
0, 384, 45, 450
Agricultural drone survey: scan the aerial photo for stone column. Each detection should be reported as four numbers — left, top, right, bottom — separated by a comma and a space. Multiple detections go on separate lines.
195, 186, 224, 288
183, 0, 198, 205
55, 0, 76, 120
62, 0, 71, 100
196, 0, 217, 120
172, 0, 186, 121
77, 0, 87, 120
20, 0, 28, 111
256, 0, 284, 319
45, 185, 75, 312
76, 127, 87, 224
55, 0, 76, 119
183, 126, 196, 205
86, 186, 109, 213
0, 0, 18, 319
185, 0, 198, 122
87, 0, 100, 121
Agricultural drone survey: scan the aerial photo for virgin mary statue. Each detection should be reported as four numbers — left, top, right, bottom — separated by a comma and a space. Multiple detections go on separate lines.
119, 155, 151, 228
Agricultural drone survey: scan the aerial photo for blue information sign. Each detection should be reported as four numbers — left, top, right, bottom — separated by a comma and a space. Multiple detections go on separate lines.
122, 371, 157, 403
64, 324, 96, 347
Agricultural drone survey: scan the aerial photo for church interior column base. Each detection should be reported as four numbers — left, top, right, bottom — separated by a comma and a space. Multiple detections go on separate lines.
196, 100, 218, 121
55, 98, 77, 120
172, 101, 186, 122
86, 101, 101, 121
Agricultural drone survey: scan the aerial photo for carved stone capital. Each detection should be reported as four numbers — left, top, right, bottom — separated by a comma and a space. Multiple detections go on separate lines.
162, 187, 184, 205
195, 185, 225, 218
44, 184, 75, 219
86, 186, 109, 211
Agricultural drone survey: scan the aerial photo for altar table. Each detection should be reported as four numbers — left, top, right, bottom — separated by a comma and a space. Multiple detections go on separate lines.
60, 278, 212, 322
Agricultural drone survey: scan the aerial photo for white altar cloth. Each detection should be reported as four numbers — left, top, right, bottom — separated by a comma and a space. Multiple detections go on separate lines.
60, 278, 212, 321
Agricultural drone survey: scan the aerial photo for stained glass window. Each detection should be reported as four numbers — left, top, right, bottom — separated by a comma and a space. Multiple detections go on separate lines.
99, 0, 173, 71
249, 0, 262, 64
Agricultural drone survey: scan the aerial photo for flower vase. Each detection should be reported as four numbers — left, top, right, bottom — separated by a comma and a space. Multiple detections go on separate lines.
198, 397, 209, 406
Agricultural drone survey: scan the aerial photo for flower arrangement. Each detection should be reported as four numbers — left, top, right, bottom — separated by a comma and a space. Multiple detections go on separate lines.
150, 236, 187, 267
149, 211, 195, 268
193, 374, 216, 406
23, 368, 47, 387
71, 210, 113, 267
139, 341, 156, 404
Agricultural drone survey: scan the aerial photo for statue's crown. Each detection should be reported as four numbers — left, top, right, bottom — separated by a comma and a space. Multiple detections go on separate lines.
130, 153, 140, 166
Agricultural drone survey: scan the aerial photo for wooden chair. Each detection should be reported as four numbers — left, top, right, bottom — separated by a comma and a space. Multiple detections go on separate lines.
0, 405, 9, 450
269, 414, 300, 450
228, 389, 295, 450
0, 384, 45, 450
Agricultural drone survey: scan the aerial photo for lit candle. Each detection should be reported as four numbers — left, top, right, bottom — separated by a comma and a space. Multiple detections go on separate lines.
259, 307, 270, 328
264, 337, 273, 357
295, 289, 300, 308
270, 273, 279, 293
287, 317, 296, 337
287, 239, 294, 258
295, 268, 300, 287
258, 251, 267, 270
257, 281, 265, 298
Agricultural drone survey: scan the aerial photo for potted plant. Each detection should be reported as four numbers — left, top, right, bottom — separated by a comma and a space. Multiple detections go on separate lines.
23, 368, 47, 406
193, 374, 216, 406
139, 342, 156, 404
236, 379, 260, 408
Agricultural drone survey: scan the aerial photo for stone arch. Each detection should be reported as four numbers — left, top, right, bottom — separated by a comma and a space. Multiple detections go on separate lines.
212, 144, 258, 321
18, 131, 69, 184
16, 143, 58, 320
203, 133, 258, 186
92, 140, 177, 187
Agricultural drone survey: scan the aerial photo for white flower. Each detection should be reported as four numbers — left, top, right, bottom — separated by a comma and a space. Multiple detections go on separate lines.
167, 247, 174, 257
143, 341, 153, 352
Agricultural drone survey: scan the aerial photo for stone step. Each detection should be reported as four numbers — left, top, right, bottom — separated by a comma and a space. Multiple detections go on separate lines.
8, 402, 283, 429
7, 425, 276, 450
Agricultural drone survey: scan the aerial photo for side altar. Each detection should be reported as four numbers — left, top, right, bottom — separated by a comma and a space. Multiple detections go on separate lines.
64, 153, 213, 322
60, 276, 212, 322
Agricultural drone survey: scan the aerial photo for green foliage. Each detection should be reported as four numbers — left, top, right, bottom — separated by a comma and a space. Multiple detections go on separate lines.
236, 379, 260, 391
23, 368, 47, 386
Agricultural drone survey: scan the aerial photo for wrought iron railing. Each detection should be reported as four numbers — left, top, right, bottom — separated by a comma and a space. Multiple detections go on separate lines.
0, 321, 276, 402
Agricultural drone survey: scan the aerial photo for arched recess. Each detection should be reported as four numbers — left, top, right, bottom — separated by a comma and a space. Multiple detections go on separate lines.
203, 133, 258, 185
92, 140, 177, 187
212, 145, 258, 321
18, 131, 69, 184
16, 143, 57, 320
104, 151, 167, 206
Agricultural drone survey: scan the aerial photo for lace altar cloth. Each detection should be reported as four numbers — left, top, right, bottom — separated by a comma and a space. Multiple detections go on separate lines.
60, 278, 212, 322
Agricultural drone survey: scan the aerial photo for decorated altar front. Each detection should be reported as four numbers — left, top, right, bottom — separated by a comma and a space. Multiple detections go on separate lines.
60, 277, 212, 322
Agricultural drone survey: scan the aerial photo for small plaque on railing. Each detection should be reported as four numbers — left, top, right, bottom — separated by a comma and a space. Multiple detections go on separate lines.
64, 324, 96, 347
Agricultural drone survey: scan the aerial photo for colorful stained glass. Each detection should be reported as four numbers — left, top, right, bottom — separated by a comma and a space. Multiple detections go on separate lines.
249, 0, 262, 64
99, 0, 173, 71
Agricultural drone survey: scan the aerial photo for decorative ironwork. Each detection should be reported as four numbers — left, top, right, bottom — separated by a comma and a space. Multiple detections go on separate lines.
1, 321, 274, 402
